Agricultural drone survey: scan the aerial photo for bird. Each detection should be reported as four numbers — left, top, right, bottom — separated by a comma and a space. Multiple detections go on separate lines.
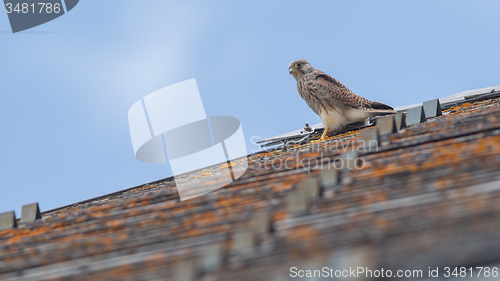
288, 59, 395, 141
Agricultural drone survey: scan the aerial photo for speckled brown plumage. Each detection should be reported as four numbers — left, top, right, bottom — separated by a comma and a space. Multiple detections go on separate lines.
289, 59, 395, 139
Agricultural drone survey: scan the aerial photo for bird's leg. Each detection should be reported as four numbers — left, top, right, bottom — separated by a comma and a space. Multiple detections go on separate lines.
310, 128, 332, 143
320, 128, 331, 140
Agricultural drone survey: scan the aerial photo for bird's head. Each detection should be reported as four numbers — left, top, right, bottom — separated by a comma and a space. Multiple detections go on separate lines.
288, 59, 314, 78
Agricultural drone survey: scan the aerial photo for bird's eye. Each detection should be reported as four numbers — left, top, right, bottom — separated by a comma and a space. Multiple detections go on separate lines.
295, 62, 303, 68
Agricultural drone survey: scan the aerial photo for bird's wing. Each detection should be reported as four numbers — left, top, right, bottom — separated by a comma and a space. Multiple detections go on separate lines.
312, 70, 372, 109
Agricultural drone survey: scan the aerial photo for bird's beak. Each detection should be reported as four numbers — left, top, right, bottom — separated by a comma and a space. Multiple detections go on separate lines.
289, 68, 295, 74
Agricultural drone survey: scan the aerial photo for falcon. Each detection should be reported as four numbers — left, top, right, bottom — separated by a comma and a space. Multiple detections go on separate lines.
289, 59, 395, 140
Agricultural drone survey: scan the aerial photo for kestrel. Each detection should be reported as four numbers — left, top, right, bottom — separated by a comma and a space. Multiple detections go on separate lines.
289, 59, 395, 140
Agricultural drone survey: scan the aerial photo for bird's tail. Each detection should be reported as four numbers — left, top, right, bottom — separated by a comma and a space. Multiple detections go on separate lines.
365, 109, 396, 118
370, 101, 394, 110
367, 109, 396, 117
366, 101, 396, 117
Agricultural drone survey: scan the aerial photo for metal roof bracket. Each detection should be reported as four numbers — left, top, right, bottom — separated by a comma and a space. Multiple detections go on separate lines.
0, 211, 17, 231
423, 99, 442, 119
358, 127, 379, 152
405, 106, 426, 126
377, 115, 397, 136
394, 112, 407, 131
21, 202, 41, 223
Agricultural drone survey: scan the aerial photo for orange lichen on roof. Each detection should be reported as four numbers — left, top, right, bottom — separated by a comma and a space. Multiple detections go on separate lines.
1, 96, 500, 280
3, 226, 53, 245
286, 225, 319, 243
368, 161, 420, 178
374, 216, 389, 229
335, 129, 360, 138
467, 198, 486, 213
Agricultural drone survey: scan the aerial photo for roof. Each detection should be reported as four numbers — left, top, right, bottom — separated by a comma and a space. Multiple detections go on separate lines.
2, 88, 500, 280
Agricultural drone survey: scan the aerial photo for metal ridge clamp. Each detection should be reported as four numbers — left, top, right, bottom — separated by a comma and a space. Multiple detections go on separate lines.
0, 211, 18, 231
358, 127, 379, 152
21, 202, 42, 223
406, 106, 426, 126
377, 115, 396, 136
423, 99, 442, 119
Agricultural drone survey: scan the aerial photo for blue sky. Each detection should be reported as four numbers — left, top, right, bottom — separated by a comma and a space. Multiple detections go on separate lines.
1, 1, 500, 215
